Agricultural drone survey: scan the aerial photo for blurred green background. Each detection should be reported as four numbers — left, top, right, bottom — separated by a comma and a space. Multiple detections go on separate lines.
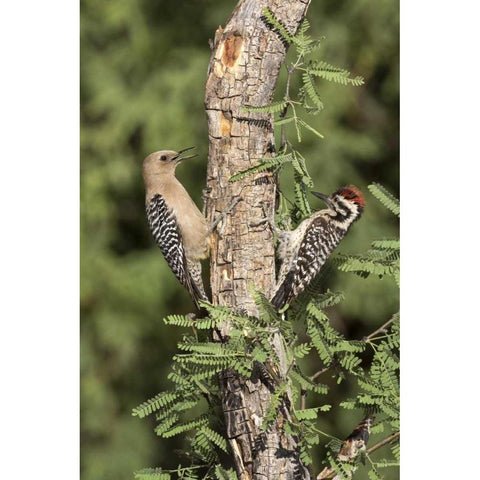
80, 0, 399, 478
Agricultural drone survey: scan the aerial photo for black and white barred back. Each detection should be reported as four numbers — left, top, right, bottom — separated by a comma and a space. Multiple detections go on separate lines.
271, 217, 344, 309
146, 194, 207, 308
271, 185, 365, 310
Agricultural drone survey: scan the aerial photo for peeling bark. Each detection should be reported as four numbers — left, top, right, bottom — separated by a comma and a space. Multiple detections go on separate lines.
204, 1, 311, 478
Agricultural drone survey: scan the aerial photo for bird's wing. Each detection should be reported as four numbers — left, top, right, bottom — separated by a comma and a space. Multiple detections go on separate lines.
147, 194, 207, 308
271, 216, 338, 309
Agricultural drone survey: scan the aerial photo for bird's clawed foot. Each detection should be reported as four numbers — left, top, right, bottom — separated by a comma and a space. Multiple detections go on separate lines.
250, 216, 284, 238
249, 202, 278, 233
250, 217, 273, 228
202, 187, 213, 216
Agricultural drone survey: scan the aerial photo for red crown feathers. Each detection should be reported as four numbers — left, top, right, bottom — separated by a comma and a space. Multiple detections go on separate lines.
336, 185, 365, 208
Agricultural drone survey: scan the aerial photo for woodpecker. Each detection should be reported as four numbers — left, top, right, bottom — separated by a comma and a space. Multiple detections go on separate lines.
337, 415, 374, 462
270, 185, 365, 310
143, 147, 209, 309
317, 415, 374, 479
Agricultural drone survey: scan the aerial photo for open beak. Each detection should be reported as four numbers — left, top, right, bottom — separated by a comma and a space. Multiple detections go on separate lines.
174, 146, 198, 163
311, 191, 334, 209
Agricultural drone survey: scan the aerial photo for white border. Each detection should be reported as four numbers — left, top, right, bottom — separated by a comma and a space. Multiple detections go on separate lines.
1, 1, 79, 478
401, 1, 479, 478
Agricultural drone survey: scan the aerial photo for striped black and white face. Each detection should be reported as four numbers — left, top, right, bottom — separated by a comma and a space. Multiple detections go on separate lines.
330, 186, 365, 229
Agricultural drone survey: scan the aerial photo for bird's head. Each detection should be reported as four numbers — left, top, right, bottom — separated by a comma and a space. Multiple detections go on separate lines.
142, 147, 198, 177
312, 185, 365, 228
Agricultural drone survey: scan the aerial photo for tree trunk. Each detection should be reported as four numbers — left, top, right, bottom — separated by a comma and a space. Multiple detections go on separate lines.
204, 1, 311, 478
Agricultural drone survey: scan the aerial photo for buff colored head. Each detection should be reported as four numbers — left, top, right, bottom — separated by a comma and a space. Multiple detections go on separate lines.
142, 146, 198, 178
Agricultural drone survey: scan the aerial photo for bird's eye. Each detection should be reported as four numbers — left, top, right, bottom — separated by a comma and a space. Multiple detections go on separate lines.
160, 155, 167, 161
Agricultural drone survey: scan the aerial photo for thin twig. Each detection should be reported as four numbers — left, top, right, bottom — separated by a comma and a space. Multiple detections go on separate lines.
302, 315, 397, 412
300, 389, 307, 410
363, 316, 397, 342
367, 431, 400, 455
300, 366, 331, 410
310, 366, 331, 381
280, 64, 293, 151
285, 359, 295, 378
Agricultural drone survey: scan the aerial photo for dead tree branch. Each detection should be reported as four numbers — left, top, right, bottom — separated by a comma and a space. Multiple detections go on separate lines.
205, 1, 311, 478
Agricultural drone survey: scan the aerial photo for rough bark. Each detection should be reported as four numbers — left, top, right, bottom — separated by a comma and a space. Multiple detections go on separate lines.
204, 1, 311, 478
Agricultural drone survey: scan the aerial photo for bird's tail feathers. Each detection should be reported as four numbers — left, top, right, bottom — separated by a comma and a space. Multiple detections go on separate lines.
271, 276, 293, 311
186, 259, 209, 309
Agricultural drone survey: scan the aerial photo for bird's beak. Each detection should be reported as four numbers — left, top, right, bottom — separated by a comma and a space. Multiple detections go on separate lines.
174, 146, 198, 163
311, 191, 335, 209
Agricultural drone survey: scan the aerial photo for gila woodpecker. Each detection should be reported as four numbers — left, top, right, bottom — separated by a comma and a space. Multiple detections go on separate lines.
143, 147, 209, 309
270, 186, 365, 310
